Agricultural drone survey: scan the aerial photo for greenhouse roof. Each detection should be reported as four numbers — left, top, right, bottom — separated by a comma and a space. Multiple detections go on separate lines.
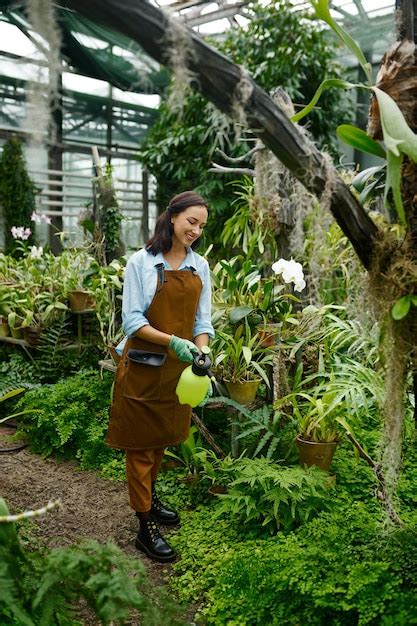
0, 0, 397, 153
151, 1, 395, 39
0, 1, 169, 93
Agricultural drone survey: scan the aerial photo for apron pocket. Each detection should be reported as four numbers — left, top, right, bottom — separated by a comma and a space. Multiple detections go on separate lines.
122, 357, 163, 400
126, 349, 167, 367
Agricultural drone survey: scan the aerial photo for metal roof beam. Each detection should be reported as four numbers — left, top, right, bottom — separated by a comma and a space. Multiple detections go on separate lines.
184, 3, 248, 27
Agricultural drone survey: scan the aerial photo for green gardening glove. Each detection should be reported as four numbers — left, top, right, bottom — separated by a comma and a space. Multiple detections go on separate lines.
169, 335, 199, 362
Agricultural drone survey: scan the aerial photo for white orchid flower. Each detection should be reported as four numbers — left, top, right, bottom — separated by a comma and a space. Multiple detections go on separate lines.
29, 246, 43, 259
271, 258, 306, 291
294, 278, 306, 292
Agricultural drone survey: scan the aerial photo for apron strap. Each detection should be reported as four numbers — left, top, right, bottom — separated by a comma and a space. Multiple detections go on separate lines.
155, 263, 166, 292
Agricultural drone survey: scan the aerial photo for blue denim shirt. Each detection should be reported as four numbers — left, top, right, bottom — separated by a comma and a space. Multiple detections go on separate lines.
116, 248, 214, 354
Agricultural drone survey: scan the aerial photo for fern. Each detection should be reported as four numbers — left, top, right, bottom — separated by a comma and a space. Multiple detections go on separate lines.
0, 351, 42, 395
219, 460, 333, 532
34, 314, 73, 382
236, 403, 295, 460
205, 397, 296, 460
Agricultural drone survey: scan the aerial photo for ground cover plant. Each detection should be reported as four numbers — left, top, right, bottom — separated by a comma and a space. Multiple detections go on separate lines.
0, 498, 184, 625
13, 369, 124, 476
1, 1, 417, 624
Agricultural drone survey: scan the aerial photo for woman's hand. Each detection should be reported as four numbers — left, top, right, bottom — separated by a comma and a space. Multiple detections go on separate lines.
169, 335, 199, 362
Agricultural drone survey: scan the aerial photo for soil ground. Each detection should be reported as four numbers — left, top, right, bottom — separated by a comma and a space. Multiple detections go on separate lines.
0, 436, 190, 625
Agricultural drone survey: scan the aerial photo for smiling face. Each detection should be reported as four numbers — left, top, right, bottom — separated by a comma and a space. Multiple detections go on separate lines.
171, 205, 208, 249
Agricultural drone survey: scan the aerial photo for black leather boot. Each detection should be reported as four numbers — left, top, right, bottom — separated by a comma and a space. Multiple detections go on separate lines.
135, 513, 176, 563
150, 483, 180, 526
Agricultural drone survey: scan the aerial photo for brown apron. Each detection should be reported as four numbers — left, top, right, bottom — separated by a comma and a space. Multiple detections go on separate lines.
106, 265, 202, 450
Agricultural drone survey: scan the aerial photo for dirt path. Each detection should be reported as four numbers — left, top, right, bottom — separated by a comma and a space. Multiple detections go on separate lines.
0, 446, 185, 624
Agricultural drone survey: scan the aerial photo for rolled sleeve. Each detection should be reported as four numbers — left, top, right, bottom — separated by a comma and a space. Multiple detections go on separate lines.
193, 259, 215, 339
122, 254, 151, 336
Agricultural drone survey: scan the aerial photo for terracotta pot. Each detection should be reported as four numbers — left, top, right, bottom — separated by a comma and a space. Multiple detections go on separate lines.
10, 325, 23, 340
160, 459, 184, 472
0, 421, 27, 453
68, 290, 89, 312
208, 484, 228, 496
256, 323, 282, 347
23, 325, 43, 346
295, 435, 338, 471
0, 318, 10, 337
179, 473, 200, 486
85, 295, 96, 309
225, 378, 261, 405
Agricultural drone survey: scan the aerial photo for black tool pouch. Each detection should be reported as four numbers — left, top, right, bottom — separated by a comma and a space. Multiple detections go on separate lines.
126, 349, 167, 367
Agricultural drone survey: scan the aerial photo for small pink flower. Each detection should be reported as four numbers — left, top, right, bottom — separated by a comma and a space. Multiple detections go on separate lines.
11, 226, 32, 240
31, 211, 52, 225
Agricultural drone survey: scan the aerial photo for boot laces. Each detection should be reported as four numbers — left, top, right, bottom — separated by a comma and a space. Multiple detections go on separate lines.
147, 518, 162, 541
152, 495, 163, 511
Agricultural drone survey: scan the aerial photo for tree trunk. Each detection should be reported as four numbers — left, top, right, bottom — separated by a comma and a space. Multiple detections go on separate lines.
58, 0, 379, 268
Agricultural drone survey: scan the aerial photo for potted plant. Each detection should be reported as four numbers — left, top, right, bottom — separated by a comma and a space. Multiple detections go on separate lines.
0, 315, 9, 337
57, 249, 95, 312
163, 426, 203, 483
213, 322, 274, 405
0, 280, 15, 337
17, 289, 68, 346
7, 311, 24, 339
276, 382, 352, 471
86, 257, 125, 359
212, 256, 302, 345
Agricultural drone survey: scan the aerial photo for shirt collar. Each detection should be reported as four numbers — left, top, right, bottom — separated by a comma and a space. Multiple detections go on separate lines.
152, 248, 196, 269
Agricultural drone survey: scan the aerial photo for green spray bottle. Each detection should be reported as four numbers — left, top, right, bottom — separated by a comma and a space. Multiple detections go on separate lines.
176, 345, 213, 407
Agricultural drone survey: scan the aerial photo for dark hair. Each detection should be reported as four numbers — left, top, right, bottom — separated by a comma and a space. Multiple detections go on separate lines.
146, 190, 209, 255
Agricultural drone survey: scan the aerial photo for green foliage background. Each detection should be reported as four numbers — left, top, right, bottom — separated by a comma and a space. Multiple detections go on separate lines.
15, 369, 124, 475
0, 137, 37, 254
139, 0, 353, 247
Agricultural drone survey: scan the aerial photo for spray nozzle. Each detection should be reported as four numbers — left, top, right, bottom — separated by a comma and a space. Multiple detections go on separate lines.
192, 345, 212, 376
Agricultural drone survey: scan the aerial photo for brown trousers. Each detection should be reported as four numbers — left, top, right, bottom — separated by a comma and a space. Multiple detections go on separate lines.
125, 448, 165, 512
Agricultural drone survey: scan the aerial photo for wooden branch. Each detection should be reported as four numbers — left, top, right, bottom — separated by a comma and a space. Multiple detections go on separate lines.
215, 146, 264, 163
346, 433, 404, 526
59, 0, 379, 268
346, 432, 377, 469
191, 411, 226, 458
209, 162, 255, 176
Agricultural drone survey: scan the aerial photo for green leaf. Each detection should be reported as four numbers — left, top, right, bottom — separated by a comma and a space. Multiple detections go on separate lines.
309, 0, 372, 83
358, 179, 380, 205
337, 125, 386, 159
291, 78, 358, 123
352, 166, 385, 192
229, 306, 255, 324
0, 388, 25, 403
373, 87, 417, 161
385, 151, 406, 226
242, 346, 252, 366
391, 295, 411, 320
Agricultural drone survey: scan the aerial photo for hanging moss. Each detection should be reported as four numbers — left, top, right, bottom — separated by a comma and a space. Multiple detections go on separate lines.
367, 229, 417, 524
0, 137, 37, 255
25, 0, 62, 145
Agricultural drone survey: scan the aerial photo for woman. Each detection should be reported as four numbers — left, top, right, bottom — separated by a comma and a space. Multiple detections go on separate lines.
107, 191, 214, 562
